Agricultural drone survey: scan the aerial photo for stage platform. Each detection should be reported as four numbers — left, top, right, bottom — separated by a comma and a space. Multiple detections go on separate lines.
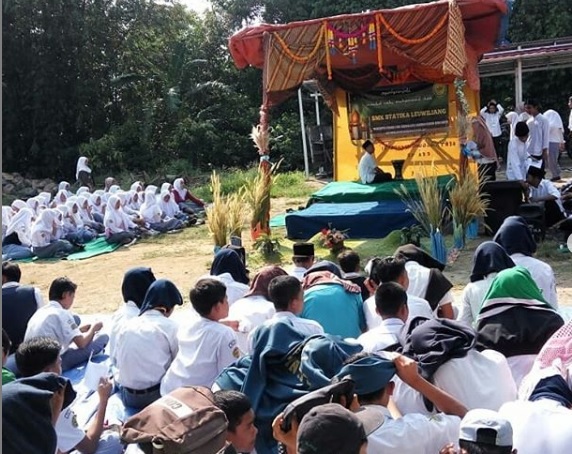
310, 175, 454, 204
285, 200, 416, 240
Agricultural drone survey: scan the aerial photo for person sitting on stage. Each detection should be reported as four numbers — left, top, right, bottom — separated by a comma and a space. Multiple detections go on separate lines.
525, 165, 566, 228
358, 140, 393, 184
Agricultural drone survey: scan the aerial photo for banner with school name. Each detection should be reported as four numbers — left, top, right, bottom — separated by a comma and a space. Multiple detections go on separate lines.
348, 83, 449, 137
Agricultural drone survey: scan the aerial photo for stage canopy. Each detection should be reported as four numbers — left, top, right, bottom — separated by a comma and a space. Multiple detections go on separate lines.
229, 0, 506, 110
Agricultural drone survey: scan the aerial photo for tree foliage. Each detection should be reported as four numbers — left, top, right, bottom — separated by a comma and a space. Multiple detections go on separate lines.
2, 0, 571, 180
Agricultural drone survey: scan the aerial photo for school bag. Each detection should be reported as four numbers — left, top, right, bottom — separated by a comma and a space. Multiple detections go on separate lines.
121, 386, 228, 454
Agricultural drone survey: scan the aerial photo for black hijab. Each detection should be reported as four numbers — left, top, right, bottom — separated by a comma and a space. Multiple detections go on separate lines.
394, 244, 452, 311
121, 267, 156, 308
2, 373, 76, 454
210, 249, 249, 285
493, 215, 537, 256
304, 260, 343, 278
139, 279, 183, 315
470, 241, 516, 282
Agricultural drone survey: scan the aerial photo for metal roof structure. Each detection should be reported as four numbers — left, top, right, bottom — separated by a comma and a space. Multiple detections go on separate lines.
479, 36, 572, 103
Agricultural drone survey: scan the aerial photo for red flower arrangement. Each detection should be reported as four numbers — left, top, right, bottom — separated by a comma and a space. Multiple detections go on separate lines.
320, 225, 349, 253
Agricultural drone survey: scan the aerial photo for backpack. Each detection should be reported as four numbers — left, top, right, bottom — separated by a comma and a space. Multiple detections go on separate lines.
121, 386, 228, 454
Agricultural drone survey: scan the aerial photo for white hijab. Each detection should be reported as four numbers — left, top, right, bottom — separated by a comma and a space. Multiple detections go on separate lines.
31, 208, 59, 237
38, 192, 52, 205
161, 182, 172, 193
89, 193, 105, 214
58, 181, 71, 193
6, 207, 35, 245
11, 200, 27, 212
77, 186, 90, 195
109, 185, 121, 194
140, 191, 161, 222
130, 181, 143, 192
76, 195, 93, 222
159, 191, 179, 218
2, 206, 13, 228
173, 178, 187, 199
104, 195, 131, 231
145, 185, 158, 194
54, 190, 69, 205
65, 200, 84, 228
76, 156, 91, 179
26, 197, 41, 214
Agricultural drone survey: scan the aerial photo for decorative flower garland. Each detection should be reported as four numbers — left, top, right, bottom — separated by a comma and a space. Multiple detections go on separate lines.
375, 136, 423, 150
272, 27, 325, 64
377, 11, 448, 45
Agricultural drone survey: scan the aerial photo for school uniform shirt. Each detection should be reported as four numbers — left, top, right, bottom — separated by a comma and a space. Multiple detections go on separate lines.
55, 406, 85, 453
506, 137, 529, 180
364, 294, 433, 331
108, 301, 140, 364
228, 295, 276, 353
161, 317, 240, 394
480, 104, 504, 137
289, 266, 308, 281
204, 273, 249, 306
510, 253, 558, 309
115, 310, 178, 390
247, 311, 324, 353
526, 113, 550, 156
358, 318, 404, 353
529, 179, 565, 213
358, 152, 377, 184
24, 301, 81, 352
499, 399, 572, 454
365, 404, 460, 454
458, 273, 497, 326
543, 109, 565, 144
394, 349, 516, 415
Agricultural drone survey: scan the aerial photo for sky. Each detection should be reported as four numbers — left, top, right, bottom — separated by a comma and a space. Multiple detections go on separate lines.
181, 0, 212, 13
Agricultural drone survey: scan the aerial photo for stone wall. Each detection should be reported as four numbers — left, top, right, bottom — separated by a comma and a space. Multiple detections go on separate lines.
2, 172, 57, 200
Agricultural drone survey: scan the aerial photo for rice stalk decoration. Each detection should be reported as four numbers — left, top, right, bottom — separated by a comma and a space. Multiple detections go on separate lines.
206, 171, 228, 247
250, 125, 270, 155
226, 189, 246, 238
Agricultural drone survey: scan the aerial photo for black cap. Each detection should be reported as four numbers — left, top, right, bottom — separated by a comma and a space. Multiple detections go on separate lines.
514, 121, 529, 137
293, 243, 314, 258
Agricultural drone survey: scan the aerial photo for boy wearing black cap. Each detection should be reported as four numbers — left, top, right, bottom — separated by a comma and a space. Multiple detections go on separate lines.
506, 121, 530, 183
358, 140, 392, 184
335, 352, 467, 454
526, 165, 566, 227
290, 243, 315, 281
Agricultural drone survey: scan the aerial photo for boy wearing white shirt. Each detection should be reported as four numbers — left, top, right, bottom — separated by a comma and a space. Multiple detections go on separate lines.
506, 121, 530, 183
358, 140, 392, 184
543, 108, 565, 181
526, 165, 566, 227
524, 99, 550, 168
161, 278, 241, 394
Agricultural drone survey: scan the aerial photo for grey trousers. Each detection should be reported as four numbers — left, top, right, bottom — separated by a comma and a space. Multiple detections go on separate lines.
32, 240, 74, 258
547, 142, 561, 179
61, 334, 109, 371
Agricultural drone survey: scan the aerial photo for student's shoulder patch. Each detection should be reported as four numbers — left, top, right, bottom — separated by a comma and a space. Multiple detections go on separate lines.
72, 413, 79, 428
228, 339, 237, 349
232, 346, 241, 359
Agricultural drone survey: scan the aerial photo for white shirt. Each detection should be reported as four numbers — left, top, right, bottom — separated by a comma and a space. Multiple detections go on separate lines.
394, 350, 516, 415
366, 405, 460, 454
358, 318, 404, 352
109, 301, 140, 364
526, 113, 550, 155
506, 354, 537, 388
458, 273, 497, 326
510, 253, 558, 309
228, 295, 276, 353
1, 281, 44, 309
115, 310, 178, 390
506, 137, 529, 181
289, 266, 308, 281
206, 273, 249, 306
55, 407, 85, 452
358, 152, 377, 184
248, 311, 324, 353
364, 294, 433, 331
499, 399, 572, 454
480, 104, 504, 137
529, 179, 565, 213
404, 261, 453, 312
24, 300, 81, 352
543, 109, 564, 143
505, 111, 519, 139
161, 317, 240, 394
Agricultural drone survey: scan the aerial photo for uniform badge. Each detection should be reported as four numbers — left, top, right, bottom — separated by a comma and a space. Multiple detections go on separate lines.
232, 347, 241, 358
72, 413, 79, 428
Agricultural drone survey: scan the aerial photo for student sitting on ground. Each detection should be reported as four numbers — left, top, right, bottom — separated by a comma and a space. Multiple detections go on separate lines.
525, 165, 566, 227
63, 201, 97, 244
15, 337, 122, 454
338, 249, 370, 302
214, 390, 258, 454
363, 256, 433, 330
139, 190, 184, 233
161, 278, 241, 394
24, 277, 108, 371
115, 279, 182, 409
358, 282, 409, 353
335, 353, 466, 454
2, 207, 35, 260
2, 329, 15, 385
103, 194, 138, 246
209, 248, 250, 305
109, 267, 156, 363
247, 275, 324, 353
31, 209, 75, 259
173, 177, 205, 214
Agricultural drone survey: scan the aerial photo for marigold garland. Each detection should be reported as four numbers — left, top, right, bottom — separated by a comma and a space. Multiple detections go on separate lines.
377, 10, 448, 45
324, 21, 333, 80
272, 26, 325, 64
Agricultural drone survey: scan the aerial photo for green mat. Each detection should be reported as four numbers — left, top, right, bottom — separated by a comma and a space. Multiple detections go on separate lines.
65, 237, 120, 261
269, 213, 287, 228
310, 174, 455, 204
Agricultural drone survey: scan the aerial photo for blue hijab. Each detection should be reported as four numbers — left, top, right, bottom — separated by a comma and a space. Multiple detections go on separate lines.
2, 373, 76, 454
121, 267, 156, 308
494, 216, 537, 256
139, 279, 183, 315
210, 249, 249, 285
470, 241, 516, 282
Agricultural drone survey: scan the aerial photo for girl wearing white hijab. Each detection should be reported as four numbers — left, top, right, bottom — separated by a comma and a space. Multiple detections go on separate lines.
10, 200, 27, 213
76, 186, 90, 196
173, 177, 205, 214
2, 207, 35, 260
109, 185, 121, 194
159, 190, 182, 219
2, 206, 13, 240
104, 195, 137, 245
53, 189, 68, 206
38, 192, 52, 206
139, 191, 183, 233
89, 193, 105, 223
75, 156, 94, 190
64, 200, 97, 244
76, 195, 104, 232
130, 181, 143, 192
26, 197, 42, 215
31, 209, 74, 258
58, 181, 73, 196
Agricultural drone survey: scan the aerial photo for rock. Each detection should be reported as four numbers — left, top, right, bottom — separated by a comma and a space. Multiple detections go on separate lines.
20, 187, 38, 198
2, 173, 14, 182
3, 183, 15, 194
12, 175, 25, 187
31, 179, 43, 190
43, 183, 57, 194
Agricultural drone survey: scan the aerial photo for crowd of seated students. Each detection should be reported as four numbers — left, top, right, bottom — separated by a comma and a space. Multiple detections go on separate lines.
2, 214, 571, 454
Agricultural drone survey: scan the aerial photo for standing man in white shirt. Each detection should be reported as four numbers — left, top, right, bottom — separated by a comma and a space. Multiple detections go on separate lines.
290, 243, 315, 281
480, 100, 505, 161
526, 165, 566, 227
543, 109, 565, 181
358, 140, 392, 184
525, 98, 550, 169
358, 282, 408, 353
